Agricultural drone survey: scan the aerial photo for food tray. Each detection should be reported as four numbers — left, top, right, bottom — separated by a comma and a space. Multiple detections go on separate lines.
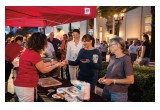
38, 77, 62, 87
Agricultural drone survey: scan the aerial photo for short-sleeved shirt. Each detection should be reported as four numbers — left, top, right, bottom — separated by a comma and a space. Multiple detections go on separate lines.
105, 55, 133, 93
5, 42, 23, 62
48, 38, 61, 59
45, 42, 55, 58
128, 44, 138, 54
142, 41, 151, 58
48, 38, 61, 52
14, 49, 42, 87
100, 44, 108, 52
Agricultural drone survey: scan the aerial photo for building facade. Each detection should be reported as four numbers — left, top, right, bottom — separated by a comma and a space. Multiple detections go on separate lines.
119, 6, 152, 41
96, 6, 152, 42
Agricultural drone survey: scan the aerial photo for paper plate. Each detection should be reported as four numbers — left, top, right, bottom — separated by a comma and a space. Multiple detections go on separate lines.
57, 87, 65, 94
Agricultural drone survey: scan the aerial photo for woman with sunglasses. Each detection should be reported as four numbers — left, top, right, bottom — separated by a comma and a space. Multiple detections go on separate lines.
98, 37, 134, 102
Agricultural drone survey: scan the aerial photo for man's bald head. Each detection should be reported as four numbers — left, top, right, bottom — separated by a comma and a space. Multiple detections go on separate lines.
49, 32, 54, 38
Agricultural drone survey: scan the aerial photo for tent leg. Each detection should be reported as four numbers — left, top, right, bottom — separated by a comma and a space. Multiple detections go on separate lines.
94, 18, 97, 47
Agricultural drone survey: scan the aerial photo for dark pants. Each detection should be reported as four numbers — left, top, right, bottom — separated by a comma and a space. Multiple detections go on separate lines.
5, 60, 13, 82
61, 65, 70, 80
130, 53, 137, 64
102, 52, 107, 61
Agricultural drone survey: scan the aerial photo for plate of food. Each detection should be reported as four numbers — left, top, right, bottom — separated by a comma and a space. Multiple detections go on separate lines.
52, 93, 64, 99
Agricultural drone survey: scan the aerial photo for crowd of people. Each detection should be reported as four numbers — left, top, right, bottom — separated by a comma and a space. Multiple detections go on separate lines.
5, 29, 151, 102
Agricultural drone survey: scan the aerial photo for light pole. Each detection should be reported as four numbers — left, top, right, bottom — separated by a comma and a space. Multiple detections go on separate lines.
114, 13, 124, 36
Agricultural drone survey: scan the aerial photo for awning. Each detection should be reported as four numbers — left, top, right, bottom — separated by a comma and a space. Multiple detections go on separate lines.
5, 6, 96, 27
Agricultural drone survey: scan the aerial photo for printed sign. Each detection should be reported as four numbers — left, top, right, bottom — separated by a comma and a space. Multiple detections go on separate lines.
85, 8, 90, 15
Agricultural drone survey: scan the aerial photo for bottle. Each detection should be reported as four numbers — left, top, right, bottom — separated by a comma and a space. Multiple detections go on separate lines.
63, 70, 66, 79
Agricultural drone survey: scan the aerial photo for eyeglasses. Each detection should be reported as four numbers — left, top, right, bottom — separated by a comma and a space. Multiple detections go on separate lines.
108, 43, 117, 47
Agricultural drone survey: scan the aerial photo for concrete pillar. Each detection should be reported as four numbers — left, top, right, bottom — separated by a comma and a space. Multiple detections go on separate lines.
80, 20, 88, 38
94, 18, 97, 47
112, 17, 115, 35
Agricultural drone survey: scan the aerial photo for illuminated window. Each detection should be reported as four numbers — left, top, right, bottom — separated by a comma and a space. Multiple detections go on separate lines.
99, 32, 102, 43
145, 16, 152, 24
99, 27, 102, 43
145, 25, 151, 32
144, 16, 152, 33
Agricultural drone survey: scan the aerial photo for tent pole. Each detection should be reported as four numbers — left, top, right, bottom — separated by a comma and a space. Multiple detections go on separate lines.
69, 23, 72, 31
94, 18, 97, 47
43, 27, 46, 34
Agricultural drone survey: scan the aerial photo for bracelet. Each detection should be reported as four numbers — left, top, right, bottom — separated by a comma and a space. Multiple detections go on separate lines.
55, 64, 59, 67
113, 79, 116, 85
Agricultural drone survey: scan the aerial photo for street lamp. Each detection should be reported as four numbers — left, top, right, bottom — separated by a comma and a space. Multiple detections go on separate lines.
114, 13, 124, 36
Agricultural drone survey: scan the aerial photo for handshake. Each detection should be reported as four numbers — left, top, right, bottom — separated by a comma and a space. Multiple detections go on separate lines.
51, 60, 69, 67
45, 60, 68, 68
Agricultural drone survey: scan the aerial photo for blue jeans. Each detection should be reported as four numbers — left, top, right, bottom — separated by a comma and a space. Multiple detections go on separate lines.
138, 57, 150, 66
102, 86, 128, 102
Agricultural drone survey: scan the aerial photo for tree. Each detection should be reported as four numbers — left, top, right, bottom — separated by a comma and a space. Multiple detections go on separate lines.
97, 6, 138, 19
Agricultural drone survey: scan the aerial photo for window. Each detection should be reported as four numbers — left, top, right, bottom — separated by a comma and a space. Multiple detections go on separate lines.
144, 16, 152, 40
145, 16, 152, 24
145, 25, 151, 33
144, 16, 152, 33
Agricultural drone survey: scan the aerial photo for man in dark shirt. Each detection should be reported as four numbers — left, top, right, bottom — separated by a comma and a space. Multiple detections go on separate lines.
48, 32, 61, 60
138, 34, 151, 66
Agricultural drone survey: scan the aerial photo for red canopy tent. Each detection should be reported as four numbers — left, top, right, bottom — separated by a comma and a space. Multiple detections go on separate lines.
5, 6, 96, 27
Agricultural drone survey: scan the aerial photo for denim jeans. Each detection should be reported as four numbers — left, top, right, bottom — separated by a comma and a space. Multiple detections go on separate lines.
102, 86, 128, 102
138, 57, 150, 66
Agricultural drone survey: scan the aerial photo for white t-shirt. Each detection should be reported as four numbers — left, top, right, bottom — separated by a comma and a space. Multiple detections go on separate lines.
66, 40, 83, 61
45, 42, 55, 58
128, 44, 138, 54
